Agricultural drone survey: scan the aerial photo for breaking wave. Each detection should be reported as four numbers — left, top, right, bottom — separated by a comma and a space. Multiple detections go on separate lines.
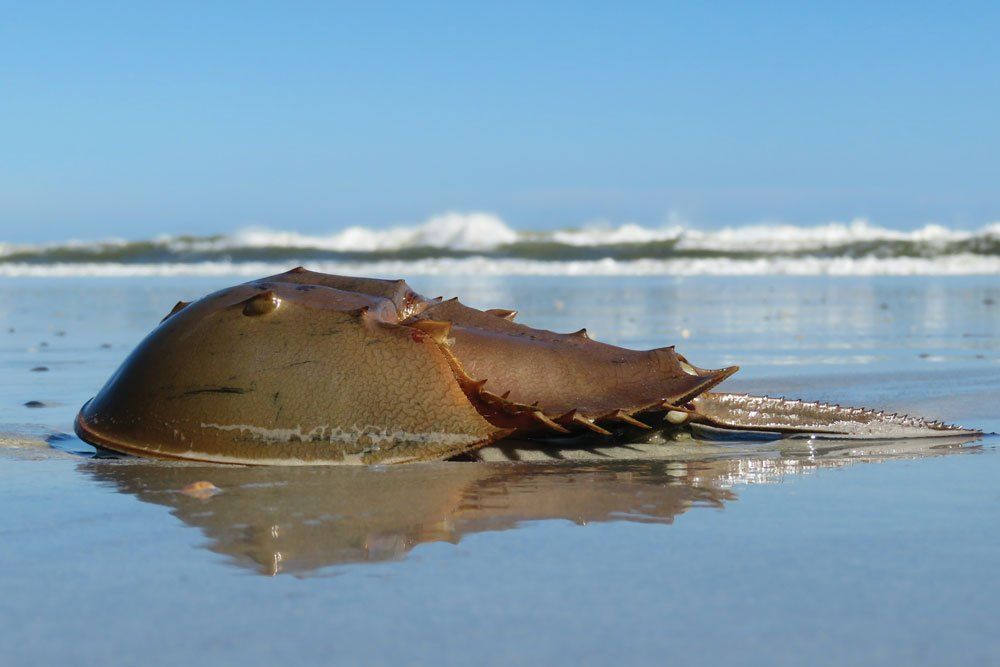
2, 213, 999, 276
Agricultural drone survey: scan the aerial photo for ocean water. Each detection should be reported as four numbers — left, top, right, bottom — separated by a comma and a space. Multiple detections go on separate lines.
3, 216, 1000, 276
1, 273, 998, 666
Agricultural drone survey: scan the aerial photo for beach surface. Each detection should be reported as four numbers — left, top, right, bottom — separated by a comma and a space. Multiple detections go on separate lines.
1, 274, 998, 666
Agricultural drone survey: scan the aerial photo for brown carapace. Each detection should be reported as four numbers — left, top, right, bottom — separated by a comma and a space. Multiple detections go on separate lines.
75, 268, 979, 465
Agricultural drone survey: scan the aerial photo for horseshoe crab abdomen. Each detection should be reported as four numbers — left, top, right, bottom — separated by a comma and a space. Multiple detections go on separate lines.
405, 297, 736, 433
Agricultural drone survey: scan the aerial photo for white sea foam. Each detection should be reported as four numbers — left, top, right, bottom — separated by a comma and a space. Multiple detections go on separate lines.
673, 219, 994, 252
550, 222, 686, 246
4, 213, 998, 258
2, 213, 998, 275
3, 254, 998, 277
164, 211, 519, 253
163, 216, 1000, 253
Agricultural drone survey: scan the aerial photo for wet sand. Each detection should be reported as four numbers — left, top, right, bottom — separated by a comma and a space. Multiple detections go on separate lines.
1, 275, 998, 666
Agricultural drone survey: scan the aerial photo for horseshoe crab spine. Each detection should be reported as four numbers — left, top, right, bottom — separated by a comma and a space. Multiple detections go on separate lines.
689, 392, 979, 439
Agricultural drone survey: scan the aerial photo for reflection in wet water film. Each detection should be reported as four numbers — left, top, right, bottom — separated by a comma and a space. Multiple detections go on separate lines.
79, 435, 981, 576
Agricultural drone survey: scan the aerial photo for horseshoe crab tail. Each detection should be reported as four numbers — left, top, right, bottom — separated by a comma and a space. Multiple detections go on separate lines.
687, 392, 982, 440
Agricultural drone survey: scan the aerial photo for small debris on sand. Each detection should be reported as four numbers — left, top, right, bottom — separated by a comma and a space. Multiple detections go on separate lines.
179, 481, 221, 500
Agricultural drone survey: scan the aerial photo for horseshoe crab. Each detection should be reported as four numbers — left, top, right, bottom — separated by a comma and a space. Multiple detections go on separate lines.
75, 268, 979, 464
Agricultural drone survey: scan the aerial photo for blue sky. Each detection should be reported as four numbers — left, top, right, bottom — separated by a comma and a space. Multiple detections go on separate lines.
1, 1, 997, 242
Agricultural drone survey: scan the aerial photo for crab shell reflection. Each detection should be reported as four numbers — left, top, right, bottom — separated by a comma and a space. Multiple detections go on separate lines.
80, 435, 980, 575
